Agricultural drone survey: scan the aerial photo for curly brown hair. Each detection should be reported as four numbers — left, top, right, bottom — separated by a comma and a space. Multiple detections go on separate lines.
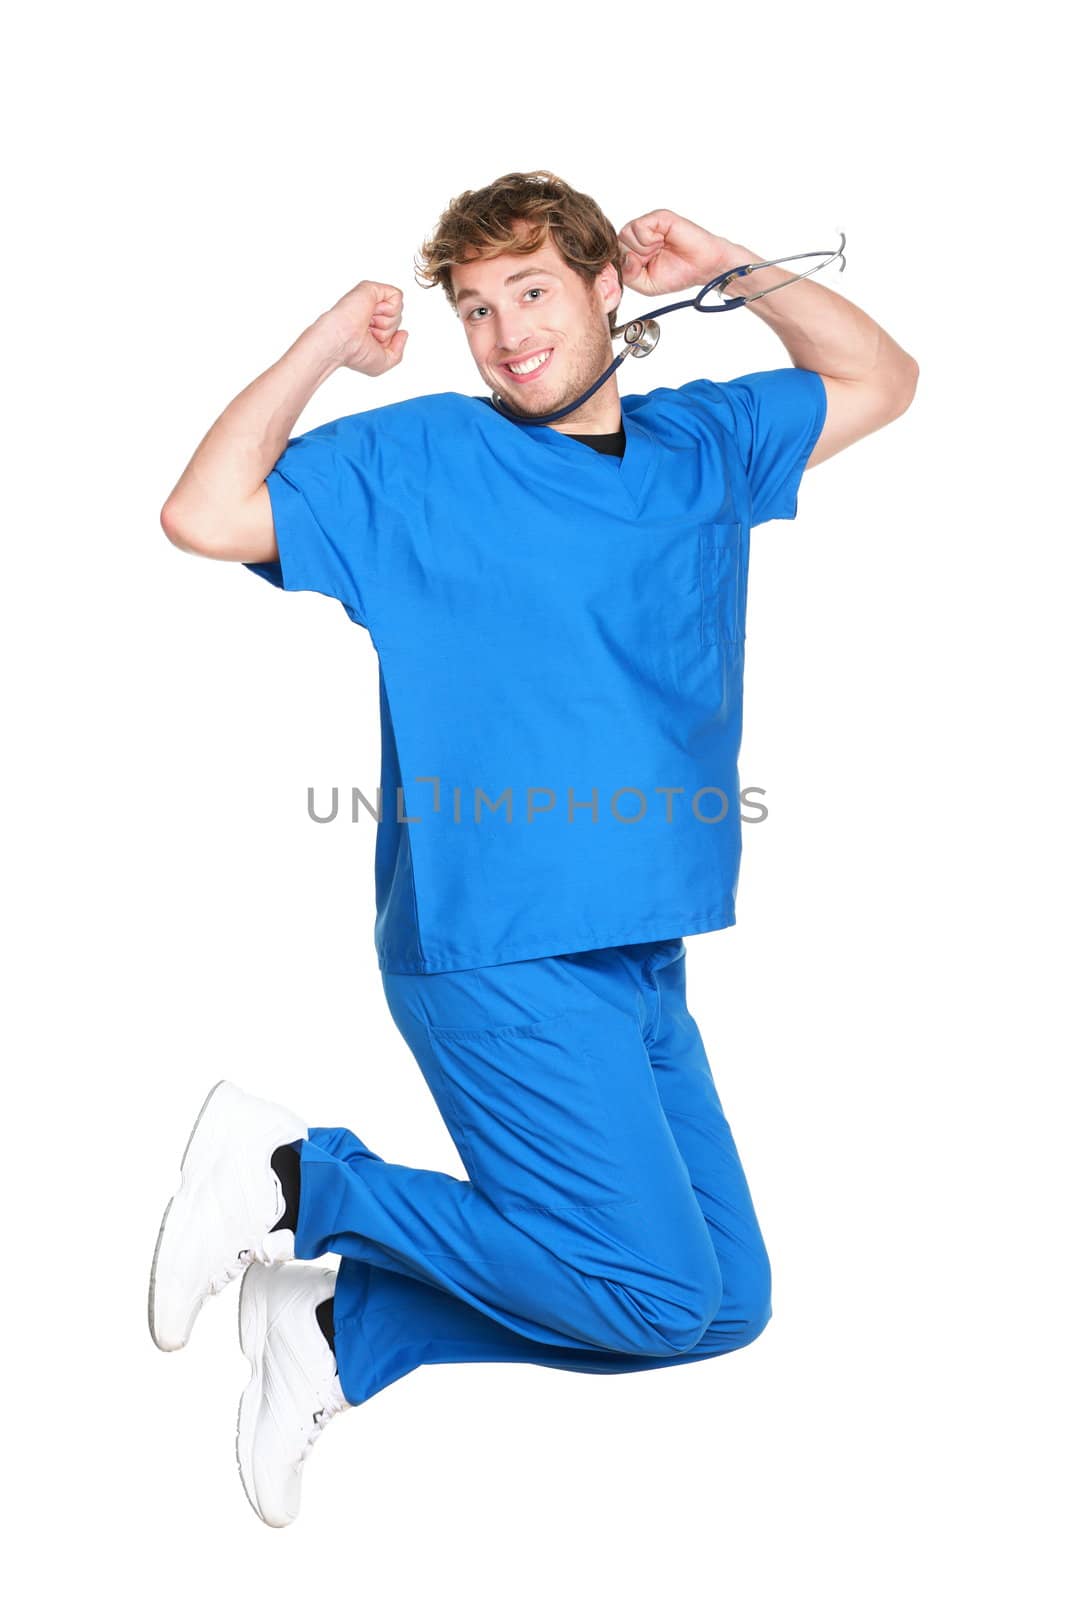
414, 170, 626, 338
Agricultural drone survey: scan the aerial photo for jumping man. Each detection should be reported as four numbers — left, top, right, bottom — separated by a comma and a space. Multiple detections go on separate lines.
151, 171, 918, 1527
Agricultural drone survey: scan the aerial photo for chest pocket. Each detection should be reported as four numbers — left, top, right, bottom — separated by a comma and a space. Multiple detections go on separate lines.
699, 522, 745, 646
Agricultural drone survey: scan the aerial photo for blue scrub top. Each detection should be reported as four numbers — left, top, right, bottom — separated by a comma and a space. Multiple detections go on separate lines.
245, 367, 827, 973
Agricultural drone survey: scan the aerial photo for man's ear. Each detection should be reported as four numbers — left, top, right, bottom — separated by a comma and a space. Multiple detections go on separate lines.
595, 259, 623, 319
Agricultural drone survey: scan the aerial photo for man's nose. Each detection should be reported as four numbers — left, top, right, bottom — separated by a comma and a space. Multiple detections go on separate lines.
496, 313, 539, 356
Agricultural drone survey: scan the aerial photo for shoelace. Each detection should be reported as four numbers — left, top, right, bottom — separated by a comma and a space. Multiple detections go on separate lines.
205, 1253, 247, 1298
300, 1376, 347, 1464
205, 1236, 287, 1298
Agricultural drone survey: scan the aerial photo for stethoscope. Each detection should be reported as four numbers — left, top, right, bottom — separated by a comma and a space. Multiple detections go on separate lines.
488, 232, 847, 427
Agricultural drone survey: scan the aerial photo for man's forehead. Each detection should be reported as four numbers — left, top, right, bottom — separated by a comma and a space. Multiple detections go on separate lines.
453, 246, 566, 302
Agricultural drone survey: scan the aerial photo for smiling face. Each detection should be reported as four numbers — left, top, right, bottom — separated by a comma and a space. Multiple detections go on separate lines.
451, 225, 623, 432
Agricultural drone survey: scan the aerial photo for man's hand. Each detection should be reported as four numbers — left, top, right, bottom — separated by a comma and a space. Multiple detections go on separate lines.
616, 210, 736, 297
320, 280, 409, 377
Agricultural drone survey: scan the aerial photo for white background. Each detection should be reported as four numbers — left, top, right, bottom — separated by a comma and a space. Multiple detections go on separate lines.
5, 1, 1062, 1592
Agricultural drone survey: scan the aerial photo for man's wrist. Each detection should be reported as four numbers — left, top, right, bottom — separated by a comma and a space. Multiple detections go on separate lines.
705, 240, 761, 292
693, 238, 752, 289
299, 312, 348, 380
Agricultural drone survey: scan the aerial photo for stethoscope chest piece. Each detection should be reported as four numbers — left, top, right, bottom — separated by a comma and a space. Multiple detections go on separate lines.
618, 318, 660, 358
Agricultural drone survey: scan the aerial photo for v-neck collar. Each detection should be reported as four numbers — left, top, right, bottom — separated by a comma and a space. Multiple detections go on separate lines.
472, 395, 657, 513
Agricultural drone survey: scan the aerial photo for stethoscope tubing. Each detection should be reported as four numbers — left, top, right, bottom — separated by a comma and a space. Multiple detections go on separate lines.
489, 234, 846, 426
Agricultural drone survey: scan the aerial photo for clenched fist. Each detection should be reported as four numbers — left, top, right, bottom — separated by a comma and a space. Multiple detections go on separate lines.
321, 280, 409, 377
616, 211, 736, 297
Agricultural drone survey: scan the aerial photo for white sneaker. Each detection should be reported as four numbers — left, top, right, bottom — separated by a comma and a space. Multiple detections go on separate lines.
237, 1261, 351, 1528
148, 1079, 308, 1352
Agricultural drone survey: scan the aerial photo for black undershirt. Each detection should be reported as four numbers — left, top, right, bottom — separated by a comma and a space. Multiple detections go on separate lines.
567, 425, 626, 458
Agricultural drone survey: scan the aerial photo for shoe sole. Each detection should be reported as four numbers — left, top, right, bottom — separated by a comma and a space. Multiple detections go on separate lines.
147, 1078, 227, 1352
236, 1263, 273, 1526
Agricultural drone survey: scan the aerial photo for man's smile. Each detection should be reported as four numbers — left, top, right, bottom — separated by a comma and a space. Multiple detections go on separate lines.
498, 347, 555, 383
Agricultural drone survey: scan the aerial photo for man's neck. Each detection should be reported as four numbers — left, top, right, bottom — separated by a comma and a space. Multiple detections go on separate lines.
547, 378, 623, 436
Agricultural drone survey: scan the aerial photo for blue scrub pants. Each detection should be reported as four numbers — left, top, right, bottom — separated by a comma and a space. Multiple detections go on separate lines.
293, 937, 773, 1406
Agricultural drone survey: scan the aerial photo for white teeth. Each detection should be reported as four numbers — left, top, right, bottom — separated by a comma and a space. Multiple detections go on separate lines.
506, 351, 550, 375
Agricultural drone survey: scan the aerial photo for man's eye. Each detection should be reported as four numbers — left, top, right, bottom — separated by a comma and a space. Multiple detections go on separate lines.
468, 287, 545, 321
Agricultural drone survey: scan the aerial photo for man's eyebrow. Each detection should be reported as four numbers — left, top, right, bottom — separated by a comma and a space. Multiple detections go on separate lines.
455, 267, 562, 306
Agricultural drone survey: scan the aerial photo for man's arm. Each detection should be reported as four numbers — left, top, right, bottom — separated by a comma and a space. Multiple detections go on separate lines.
712, 240, 919, 468
159, 280, 408, 564
616, 212, 919, 471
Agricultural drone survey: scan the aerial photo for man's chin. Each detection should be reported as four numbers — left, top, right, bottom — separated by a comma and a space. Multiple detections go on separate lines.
491, 380, 568, 419
490, 361, 610, 422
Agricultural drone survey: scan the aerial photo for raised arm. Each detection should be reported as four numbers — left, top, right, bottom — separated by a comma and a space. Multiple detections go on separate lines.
711, 240, 919, 468
160, 281, 409, 564
616, 211, 919, 470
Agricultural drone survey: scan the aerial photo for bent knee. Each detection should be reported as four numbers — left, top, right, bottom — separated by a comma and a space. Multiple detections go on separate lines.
715, 1248, 774, 1354
617, 1254, 725, 1358
737, 1247, 773, 1343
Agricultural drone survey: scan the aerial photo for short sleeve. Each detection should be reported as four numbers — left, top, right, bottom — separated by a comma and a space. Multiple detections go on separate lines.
677, 367, 827, 529
244, 413, 383, 629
